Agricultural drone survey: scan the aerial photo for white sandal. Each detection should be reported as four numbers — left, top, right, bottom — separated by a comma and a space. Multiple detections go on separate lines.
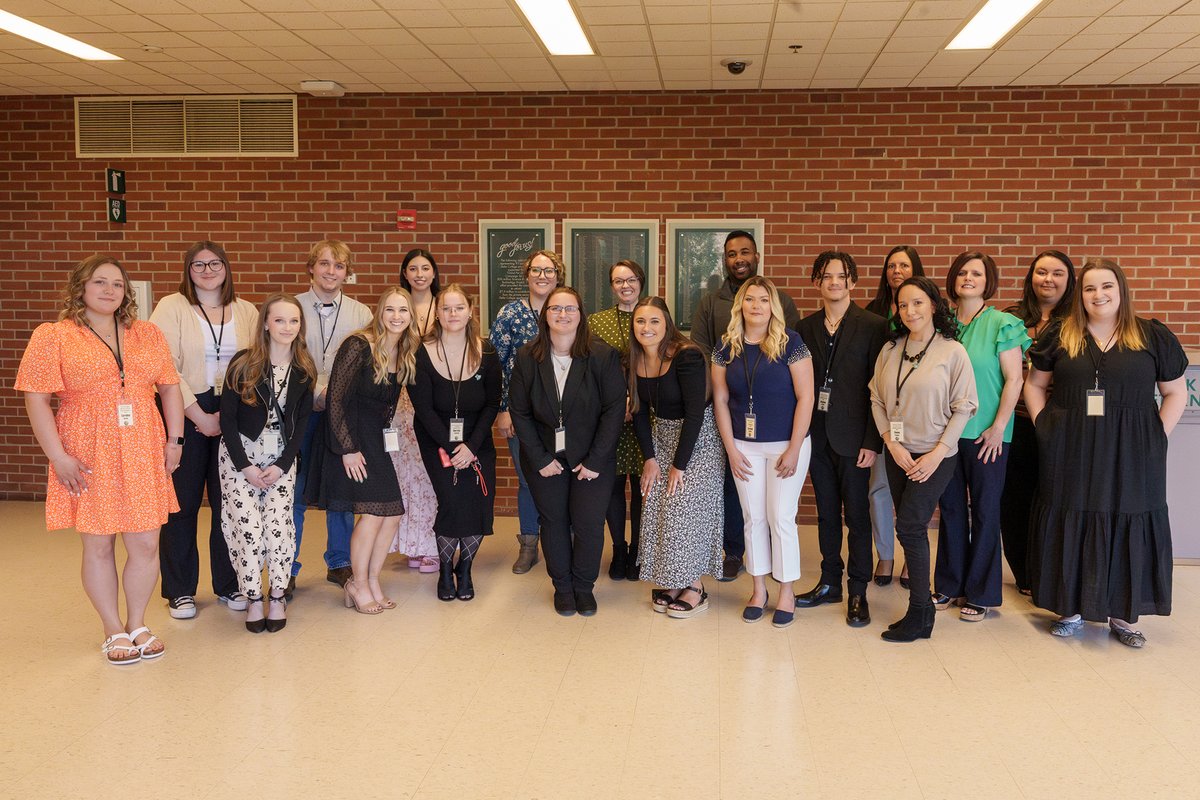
127, 626, 165, 660
101, 633, 141, 666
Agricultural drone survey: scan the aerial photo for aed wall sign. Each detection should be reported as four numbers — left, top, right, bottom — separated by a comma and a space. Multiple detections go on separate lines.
106, 168, 126, 224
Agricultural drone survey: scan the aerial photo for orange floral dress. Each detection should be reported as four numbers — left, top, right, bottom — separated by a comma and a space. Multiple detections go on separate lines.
15, 319, 181, 534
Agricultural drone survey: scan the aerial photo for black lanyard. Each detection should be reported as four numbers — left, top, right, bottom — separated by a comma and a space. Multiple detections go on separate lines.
86, 314, 125, 391
893, 334, 935, 410
956, 304, 987, 340
438, 338, 470, 417
316, 297, 343, 362
199, 304, 226, 365
740, 345, 765, 414
266, 363, 292, 423
550, 353, 572, 428
1086, 330, 1118, 390
821, 326, 840, 389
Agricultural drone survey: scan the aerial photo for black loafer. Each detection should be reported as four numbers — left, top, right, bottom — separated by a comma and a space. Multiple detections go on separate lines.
846, 594, 871, 627
575, 590, 598, 617
553, 592, 577, 617
795, 583, 843, 607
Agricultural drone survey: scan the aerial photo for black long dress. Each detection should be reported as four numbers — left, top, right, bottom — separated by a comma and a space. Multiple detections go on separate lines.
409, 343, 501, 538
1027, 319, 1187, 623
305, 334, 405, 517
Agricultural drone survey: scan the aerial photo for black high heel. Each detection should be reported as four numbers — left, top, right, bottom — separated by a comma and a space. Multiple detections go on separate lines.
245, 595, 266, 633
873, 559, 894, 587
899, 563, 910, 590
437, 561, 456, 601
454, 557, 474, 601
265, 594, 287, 633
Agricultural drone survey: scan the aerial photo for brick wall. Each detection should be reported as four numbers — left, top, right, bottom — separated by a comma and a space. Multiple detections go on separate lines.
3, 85, 1199, 519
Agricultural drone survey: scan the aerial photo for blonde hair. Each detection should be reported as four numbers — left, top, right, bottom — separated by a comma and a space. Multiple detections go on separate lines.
226, 293, 317, 406
60, 254, 138, 327
1058, 259, 1146, 358
425, 284, 484, 372
352, 287, 419, 385
722, 276, 789, 361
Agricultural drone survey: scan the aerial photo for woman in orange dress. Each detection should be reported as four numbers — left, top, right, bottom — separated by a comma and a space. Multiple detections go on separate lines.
16, 255, 185, 666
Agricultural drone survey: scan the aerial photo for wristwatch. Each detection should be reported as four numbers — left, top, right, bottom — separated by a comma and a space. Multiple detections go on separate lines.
169, 436, 185, 445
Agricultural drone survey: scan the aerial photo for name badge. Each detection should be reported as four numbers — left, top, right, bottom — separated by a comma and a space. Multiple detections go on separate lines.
1086, 389, 1105, 417
449, 417, 465, 443
817, 388, 831, 412
213, 372, 224, 396
554, 426, 567, 453
890, 419, 905, 444
744, 413, 757, 440
117, 403, 134, 427
261, 430, 281, 453
383, 427, 400, 452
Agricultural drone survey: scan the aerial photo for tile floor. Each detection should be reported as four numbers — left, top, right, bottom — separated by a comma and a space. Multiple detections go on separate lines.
1, 500, 1198, 800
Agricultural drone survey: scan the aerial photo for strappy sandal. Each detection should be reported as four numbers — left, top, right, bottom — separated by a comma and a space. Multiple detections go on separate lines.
666, 585, 709, 619
651, 588, 674, 613
127, 626, 164, 659
101, 633, 141, 666
931, 593, 958, 610
959, 603, 988, 622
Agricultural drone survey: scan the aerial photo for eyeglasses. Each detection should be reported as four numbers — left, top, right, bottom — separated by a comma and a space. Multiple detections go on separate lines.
548, 304, 580, 315
611, 277, 639, 287
529, 267, 558, 278
189, 259, 225, 272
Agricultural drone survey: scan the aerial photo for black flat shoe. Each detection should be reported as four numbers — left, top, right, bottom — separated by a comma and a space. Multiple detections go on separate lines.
575, 590, 598, 616
795, 583, 843, 608
608, 545, 627, 581
846, 594, 870, 627
625, 556, 640, 581
899, 565, 910, 590
245, 618, 267, 634
742, 590, 769, 623
554, 591, 577, 617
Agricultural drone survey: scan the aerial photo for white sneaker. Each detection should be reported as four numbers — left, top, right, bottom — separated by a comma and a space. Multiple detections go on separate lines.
168, 596, 197, 619
217, 592, 249, 611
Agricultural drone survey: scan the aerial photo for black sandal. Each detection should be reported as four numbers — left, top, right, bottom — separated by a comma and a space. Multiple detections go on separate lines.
665, 585, 709, 619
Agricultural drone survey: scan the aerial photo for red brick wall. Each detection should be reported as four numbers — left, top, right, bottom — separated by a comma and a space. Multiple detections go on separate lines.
3, 86, 1199, 519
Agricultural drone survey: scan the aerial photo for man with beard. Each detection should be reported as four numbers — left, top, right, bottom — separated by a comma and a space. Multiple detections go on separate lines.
691, 230, 801, 581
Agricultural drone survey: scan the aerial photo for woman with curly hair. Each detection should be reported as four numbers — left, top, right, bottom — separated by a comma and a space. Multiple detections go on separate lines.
17, 255, 185, 664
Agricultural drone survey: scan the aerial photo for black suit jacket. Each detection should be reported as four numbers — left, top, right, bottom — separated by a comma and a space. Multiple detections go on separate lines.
797, 303, 887, 458
219, 349, 315, 472
508, 338, 627, 473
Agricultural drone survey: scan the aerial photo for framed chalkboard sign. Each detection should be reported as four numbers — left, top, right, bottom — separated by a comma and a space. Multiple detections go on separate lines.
562, 219, 659, 316
666, 219, 765, 331
479, 219, 555, 325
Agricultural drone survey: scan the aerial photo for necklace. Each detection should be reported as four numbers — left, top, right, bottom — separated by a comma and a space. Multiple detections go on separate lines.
824, 313, 844, 333
902, 339, 930, 363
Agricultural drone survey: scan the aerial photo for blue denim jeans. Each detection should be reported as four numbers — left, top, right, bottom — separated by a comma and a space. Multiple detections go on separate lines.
292, 409, 354, 574
507, 436, 540, 535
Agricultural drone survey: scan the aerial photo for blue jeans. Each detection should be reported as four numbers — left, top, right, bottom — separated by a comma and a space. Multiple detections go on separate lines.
507, 436, 540, 535
292, 409, 354, 574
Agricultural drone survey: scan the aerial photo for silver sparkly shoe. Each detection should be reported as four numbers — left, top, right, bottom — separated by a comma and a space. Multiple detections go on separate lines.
1050, 616, 1084, 637
1109, 621, 1146, 648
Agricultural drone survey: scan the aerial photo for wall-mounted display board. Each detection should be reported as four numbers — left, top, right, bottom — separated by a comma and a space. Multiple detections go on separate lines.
562, 219, 659, 316
666, 219, 764, 331
479, 219, 555, 324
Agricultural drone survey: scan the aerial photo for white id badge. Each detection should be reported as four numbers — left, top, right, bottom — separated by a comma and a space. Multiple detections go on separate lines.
890, 419, 905, 444
117, 403, 134, 427
817, 388, 831, 412
1086, 389, 1105, 417
449, 418, 465, 443
383, 427, 400, 452
554, 426, 567, 453
213, 372, 224, 396
261, 430, 281, 453
744, 413, 757, 440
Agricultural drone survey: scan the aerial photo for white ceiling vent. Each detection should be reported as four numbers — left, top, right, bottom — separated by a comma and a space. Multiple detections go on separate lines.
75, 95, 297, 158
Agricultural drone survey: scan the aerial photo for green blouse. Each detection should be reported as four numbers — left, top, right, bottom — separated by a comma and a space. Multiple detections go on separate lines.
956, 306, 1031, 442
587, 306, 641, 475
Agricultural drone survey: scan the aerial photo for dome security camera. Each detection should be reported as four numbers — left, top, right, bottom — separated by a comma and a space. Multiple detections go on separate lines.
720, 58, 752, 75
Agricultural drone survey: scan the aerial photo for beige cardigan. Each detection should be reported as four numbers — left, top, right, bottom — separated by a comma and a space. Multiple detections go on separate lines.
149, 292, 258, 409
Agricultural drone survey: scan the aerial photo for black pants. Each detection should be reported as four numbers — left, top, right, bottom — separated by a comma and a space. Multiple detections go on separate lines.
885, 449, 957, 609
606, 473, 642, 554
935, 437, 1008, 607
159, 390, 238, 599
809, 441, 873, 595
999, 414, 1037, 591
722, 461, 746, 559
524, 455, 614, 594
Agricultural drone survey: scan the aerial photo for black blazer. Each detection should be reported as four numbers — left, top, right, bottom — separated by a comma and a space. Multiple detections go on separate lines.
797, 303, 887, 458
508, 338, 626, 473
219, 349, 314, 472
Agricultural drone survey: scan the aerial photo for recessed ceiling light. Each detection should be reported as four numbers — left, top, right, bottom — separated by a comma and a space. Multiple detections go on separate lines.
0, 9, 121, 60
513, 0, 593, 56
946, 0, 1045, 50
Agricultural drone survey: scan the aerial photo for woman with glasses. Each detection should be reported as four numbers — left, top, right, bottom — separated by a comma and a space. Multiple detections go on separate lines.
490, 249, 564, 575
149, 241, 258, 620
586, 259, 645, 581
509, 287, 626, 616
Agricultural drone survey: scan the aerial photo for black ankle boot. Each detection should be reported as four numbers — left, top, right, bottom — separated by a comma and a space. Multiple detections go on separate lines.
608, 543, 627, 581
437, 561, 456, 601
881, 603, 935, 642
454, 557, 475, 601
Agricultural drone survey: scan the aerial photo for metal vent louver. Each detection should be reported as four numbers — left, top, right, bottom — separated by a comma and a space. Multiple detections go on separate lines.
75, 95, 297, 158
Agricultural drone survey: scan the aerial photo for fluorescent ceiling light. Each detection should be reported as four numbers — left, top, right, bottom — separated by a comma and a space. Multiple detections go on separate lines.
946, 0, 1045, 50
0, 9, 120, 60
513, 0, 593, 56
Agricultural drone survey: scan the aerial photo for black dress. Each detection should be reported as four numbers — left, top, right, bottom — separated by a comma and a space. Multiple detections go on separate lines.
409, 343, 501, 538
1027, 319, 1187, 623
305, 335, 405, 516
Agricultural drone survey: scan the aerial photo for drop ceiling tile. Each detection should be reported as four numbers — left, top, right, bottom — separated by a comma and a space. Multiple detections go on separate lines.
866, 64, 922, 79
1109, 0, 1182, 13
983, 49, 1046, 66
1039, 0, 1120, 16
712, 4, 772, 23
253, 11, 337, 29
769, 21, 836, 42
1080, 14, 1156, 34
180, 30, 257, 47
892, 18, 960, 37
1146, 15, 1200, 34
595, 39, 654, 57
839, 1, 911, 21
775, 2, 844, 23
612, 79, 665, 89
1040, 47, 1109, 63
1098, 47, 1168, 63
1153, 46, 1200, 63
203, 12, 282, 28
833, 19, 899, 38
644, 4, 706, 24
1004, 31, 1077, 50
307, 0, 386, 10
449, 7, 518, 26
582, 5, 644, 25
652, 24, 710, 42
873, 50, 934, 67
1124, 31, 1195, 49
387, 8, 461, 26
372, 43, 436, 59
244, 29, 310, 46
471, 27, 535, 46
884, 35, 953, 53
415, 27, 475, 44
830, 37, 888, 54
590, 25, 650, 43
112, 0, 194, 12
713, 41, 765, 59
350, 28, 421, 46
427, 43, 482, 59
905, 0, 979, 20
712, 23, 769, 40
1060, 32, 1135, 49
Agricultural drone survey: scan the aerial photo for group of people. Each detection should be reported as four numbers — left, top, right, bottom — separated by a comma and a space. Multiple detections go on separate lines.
17, 232, 1188, 665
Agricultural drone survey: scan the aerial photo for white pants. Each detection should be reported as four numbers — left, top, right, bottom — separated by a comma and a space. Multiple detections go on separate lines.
731, 437, 811, 583
218, 433, 296, 599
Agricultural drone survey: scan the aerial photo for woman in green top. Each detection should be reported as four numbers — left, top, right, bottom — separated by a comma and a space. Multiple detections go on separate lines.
587, 259, 645, 580
934, 252, 1031, 622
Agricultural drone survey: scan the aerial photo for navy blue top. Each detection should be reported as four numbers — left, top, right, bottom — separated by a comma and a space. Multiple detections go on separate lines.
714, 329, 810, 442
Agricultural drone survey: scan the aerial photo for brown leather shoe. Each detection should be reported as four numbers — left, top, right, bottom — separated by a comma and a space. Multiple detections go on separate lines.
326, 566, 352, 587
717, 554, 743, 582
